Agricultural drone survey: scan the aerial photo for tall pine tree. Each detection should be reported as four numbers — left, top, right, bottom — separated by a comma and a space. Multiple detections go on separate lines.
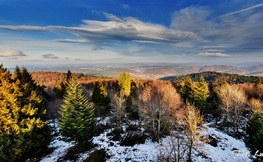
191, 76, 209, 114
59, 78, 96, 147
0, 65, 51, 162
178, 77, 194, 103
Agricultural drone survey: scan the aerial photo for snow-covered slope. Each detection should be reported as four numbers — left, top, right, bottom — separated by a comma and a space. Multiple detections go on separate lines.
40, 119, 252, 162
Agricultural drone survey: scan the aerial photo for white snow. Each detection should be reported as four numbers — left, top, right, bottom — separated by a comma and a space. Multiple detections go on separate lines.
39, 119, 253, 162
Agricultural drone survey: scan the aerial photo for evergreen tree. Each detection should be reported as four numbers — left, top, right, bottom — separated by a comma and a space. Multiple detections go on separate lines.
178, 77, 194, 103
0, 65, 51, 162
218, 78, 228, 87
53, 79, 66, 99
91, 78, 110, 107
118, 71, 131, 96
256, 76, 262, 86
207, 81, 221, 123
59, 78, 96, 147
245, 112, 263, 159
66, 69, 73, 83
191, 76, 209, 114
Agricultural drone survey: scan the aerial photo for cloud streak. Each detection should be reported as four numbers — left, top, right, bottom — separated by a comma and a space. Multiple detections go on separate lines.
220, 3, 263, 17
0, 25, 48, 31
91, 45, 103, 50
42, 54, 58, 59
197, 50, 230, 57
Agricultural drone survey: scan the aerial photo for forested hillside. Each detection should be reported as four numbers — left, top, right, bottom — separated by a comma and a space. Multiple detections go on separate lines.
171, 71, 263, 84
30, 71, 111, 88
2, 65, 263, 162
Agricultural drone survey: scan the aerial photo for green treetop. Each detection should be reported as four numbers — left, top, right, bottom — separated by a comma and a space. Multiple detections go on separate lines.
191, 76, 209, 113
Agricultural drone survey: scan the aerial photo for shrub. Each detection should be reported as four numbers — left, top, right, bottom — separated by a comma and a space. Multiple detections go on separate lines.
121, 131, 147, 146
84, 149, 109, 162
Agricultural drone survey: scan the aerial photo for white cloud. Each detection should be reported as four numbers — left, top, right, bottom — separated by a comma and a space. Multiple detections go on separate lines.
1, 13, 205, 45
0, 50, 27, 57
122, 4, 130, 9
133, 40, 161, 44
203, 49, 224, 53
0, 25, 48, 31
42, 54, 58, 59
197, 51, 230, 57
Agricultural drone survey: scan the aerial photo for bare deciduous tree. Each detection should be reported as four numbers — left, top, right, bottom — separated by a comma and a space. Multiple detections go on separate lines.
139, 82, 182, 142
218, 85, 247, 133
159, 119, 188, 162
184, 103, 204, 162
111, 90, 126, 127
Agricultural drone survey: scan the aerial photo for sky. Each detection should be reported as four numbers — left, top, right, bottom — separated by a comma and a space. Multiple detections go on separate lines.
0, 0, 263, 67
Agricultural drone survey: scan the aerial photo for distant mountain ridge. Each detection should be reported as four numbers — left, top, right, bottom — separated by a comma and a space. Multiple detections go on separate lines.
170, 71, 263, 84
28, 64, 263, 79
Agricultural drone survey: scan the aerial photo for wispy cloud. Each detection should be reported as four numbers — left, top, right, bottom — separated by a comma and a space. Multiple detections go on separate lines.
42, 54, 58, 59
203, 49, 224, 53
0, 50, 27, 57
55, 39, 88, 43
133, 40, 161, 44
122, 4, 130, 9
0, 25, 48, 31
0, 13, 205, 46
220, 3, 263, 17
172, 43, 194, 48
91, 45, 103, 50
197, 50, 230, 57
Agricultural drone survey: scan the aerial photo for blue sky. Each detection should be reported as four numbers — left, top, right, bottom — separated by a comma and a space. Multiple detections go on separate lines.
0, 0, 263, 67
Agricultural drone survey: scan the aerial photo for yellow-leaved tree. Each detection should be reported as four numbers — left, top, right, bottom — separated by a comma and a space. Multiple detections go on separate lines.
0, 65, 51, 162
118, 71, 131, 96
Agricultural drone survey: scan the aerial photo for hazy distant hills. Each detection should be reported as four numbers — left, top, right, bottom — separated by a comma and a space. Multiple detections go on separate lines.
29, 63, 263, 79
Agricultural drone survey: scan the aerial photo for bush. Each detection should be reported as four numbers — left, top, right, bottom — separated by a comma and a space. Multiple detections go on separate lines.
127, 104, 140, 120
107, 127, 125, 141
121, 131, 147, 146
84, 149, 110, 162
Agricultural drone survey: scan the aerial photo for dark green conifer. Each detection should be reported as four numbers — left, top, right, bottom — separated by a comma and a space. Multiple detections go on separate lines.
191, 76, 209, 114
178, 77, 194, 103
59, 78, 96, 147
245, 112, 263, 160
91, 78, 110, 107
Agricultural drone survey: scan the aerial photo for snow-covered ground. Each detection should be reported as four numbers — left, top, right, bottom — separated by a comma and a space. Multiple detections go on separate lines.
40, 118, 253, 162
